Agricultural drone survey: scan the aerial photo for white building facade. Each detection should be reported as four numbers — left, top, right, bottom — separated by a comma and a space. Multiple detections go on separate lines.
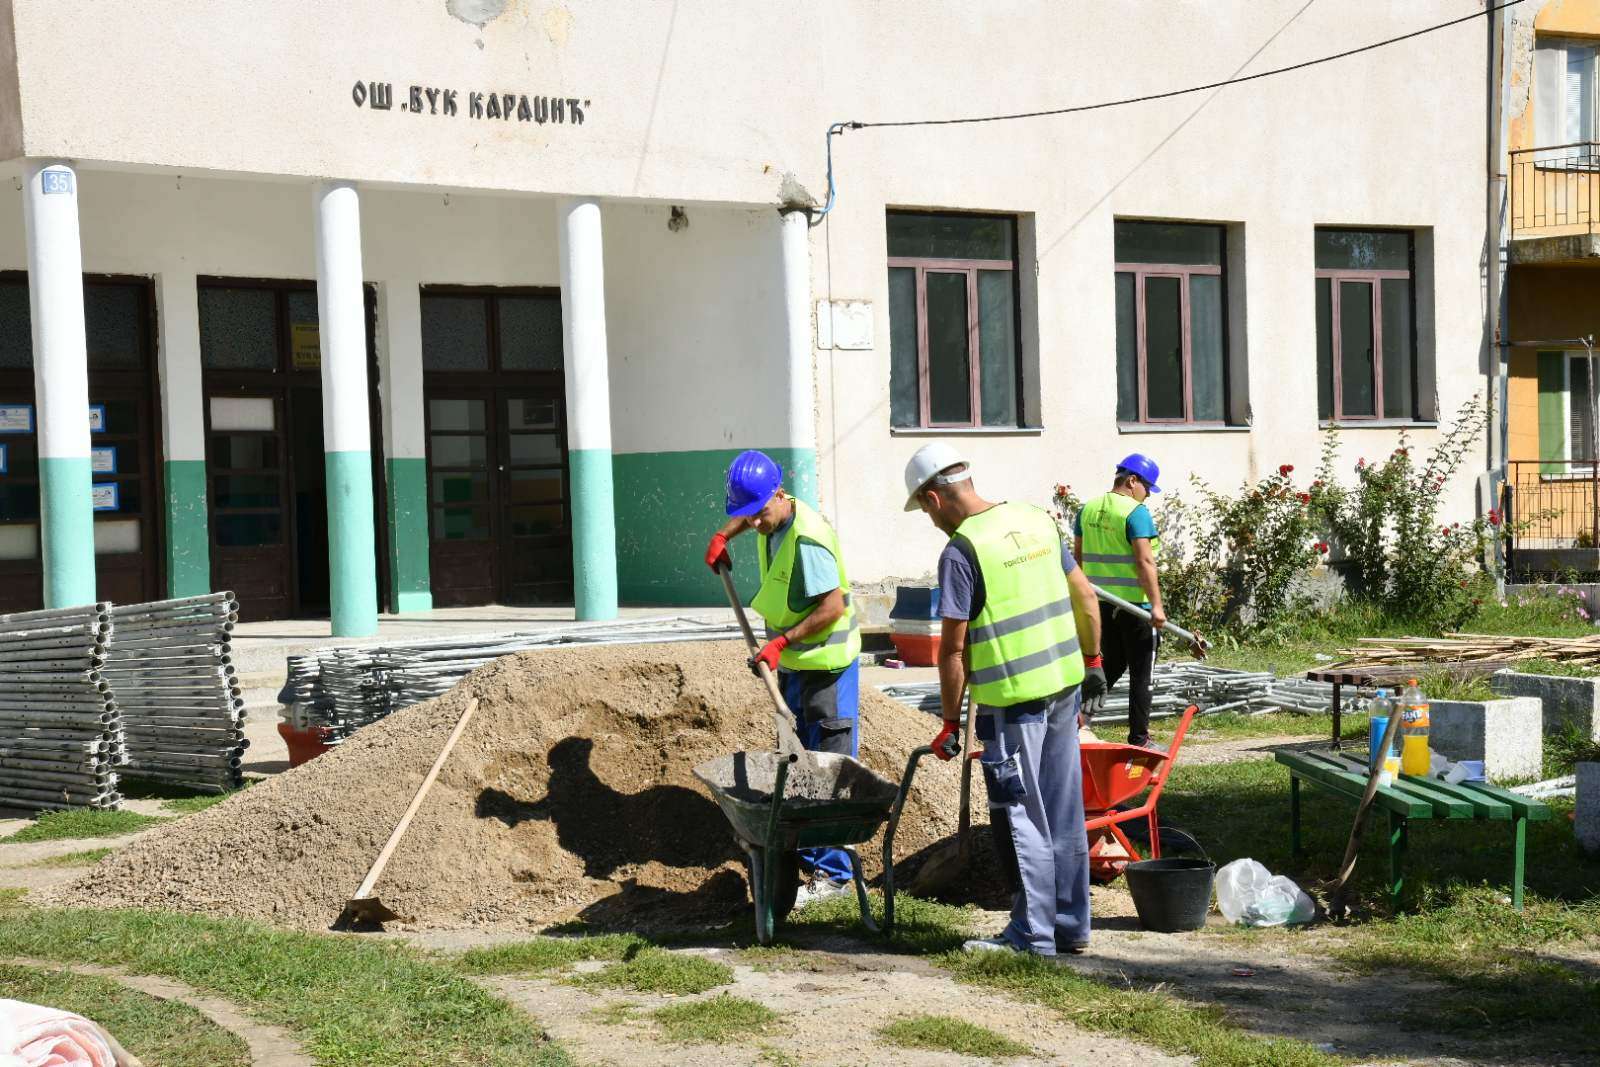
0, 1, 1490, 633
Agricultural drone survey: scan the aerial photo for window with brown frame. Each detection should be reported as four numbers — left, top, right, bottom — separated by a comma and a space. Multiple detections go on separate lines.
1114, 221, 1229, 425
1314, 228, 1419, 422
886, 212, 1021, 428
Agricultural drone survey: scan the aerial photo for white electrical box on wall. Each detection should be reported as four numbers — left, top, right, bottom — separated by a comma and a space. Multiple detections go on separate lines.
815, 300, 873, 351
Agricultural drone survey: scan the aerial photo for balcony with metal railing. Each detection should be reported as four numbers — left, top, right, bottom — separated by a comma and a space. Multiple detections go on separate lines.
1509, 143, 1600, 262
1505, 458, 1600, 577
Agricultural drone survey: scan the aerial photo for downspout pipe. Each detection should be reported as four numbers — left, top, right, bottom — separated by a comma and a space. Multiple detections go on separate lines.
1486, 2, 1507, 595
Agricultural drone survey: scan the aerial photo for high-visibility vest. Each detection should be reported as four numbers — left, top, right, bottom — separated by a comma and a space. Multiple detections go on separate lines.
753, 498, 860, 672
1078, 491, 1159, 605
953, 502, 1084, 707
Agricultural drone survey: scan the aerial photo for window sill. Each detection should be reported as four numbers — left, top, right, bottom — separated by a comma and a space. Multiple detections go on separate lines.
1116, 422, 1250, 434
1318, 420, 1439, 430
890, 426, 1044, 437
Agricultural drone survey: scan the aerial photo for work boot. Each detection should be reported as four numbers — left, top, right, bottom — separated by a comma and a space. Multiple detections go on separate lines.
793, 877, 850, 908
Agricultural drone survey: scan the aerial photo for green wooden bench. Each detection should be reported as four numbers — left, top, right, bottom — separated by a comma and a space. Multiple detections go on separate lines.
1274, 749, 1552, 912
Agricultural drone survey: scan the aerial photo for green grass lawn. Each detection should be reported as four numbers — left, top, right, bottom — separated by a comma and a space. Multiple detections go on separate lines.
0, 899, 571, 1067
0, 962, 251, 1066
878, 1014, 1031, 1058
1199, 592, 1598, 678
24, 846, 113, 868
571, 947, 733, 995
1, 809, 169, 843
650, 994, 779, 1043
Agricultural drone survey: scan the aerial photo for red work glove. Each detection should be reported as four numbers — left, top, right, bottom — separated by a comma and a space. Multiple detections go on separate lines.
705, 532, 731, 573
749, 634, 787, 675
931, 719, 961, 760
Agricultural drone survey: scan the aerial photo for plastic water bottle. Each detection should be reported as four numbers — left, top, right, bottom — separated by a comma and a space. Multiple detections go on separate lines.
1369, 689, 1400, 786
1400, 678, 1431, 777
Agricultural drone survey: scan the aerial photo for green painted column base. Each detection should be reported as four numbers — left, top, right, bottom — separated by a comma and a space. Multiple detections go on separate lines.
385, 457, 431, 614
163, 459, 212, 599
326, 450, 378, 637
611, 447, 817, 606
570, 447, 618, 620
39, 455, 96, 608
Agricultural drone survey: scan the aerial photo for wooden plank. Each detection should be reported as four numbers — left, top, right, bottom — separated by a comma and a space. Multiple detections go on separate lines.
1458, 780, 1554, 822
1275, 751, 1432, 818
1396, 774, 1513, 820
1325, 754, 1475, 819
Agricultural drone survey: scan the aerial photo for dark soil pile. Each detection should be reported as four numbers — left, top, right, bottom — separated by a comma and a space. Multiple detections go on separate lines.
46, 641, 980, 932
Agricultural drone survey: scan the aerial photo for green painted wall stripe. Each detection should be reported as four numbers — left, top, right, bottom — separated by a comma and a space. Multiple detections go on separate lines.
162, 459, 211, 599
38, 455, 96, 608
612, 447, 818, 606
385, 456, 431, 613
326, 449, 378, 637
569, 446, 618, 620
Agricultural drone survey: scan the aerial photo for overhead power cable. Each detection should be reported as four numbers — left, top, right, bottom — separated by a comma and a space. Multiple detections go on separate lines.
814, 0, 1520, 223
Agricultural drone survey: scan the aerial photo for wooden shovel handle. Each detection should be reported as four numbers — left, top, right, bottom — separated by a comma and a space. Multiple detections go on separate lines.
350, 697, 479, 903
717, 563, 806, 757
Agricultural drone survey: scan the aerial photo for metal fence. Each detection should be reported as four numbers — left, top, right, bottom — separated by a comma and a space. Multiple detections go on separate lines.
1510, 142, 1600, 240
1505, 459, 1600, 575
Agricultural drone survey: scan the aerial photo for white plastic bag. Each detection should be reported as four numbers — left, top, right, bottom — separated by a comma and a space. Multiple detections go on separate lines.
1214, 858, 1315, 927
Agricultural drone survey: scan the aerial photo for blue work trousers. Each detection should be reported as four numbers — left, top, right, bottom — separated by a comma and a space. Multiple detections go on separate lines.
977, 686, 1091, 955
778, 659, 860, 883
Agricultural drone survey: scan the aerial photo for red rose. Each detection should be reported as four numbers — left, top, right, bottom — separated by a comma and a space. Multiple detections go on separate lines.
1297, 492, 1311, 504
1278, 464, 1294, 476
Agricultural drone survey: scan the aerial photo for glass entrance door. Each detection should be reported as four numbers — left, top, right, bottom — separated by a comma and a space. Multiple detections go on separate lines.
500, 393, 571, 604
422, 287, 571, 608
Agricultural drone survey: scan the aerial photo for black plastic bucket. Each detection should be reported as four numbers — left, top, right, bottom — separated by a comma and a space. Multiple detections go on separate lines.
1125, 857, 1215, 932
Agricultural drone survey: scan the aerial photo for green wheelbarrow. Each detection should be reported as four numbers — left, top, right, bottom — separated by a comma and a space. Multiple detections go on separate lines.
694, 745, 935, 945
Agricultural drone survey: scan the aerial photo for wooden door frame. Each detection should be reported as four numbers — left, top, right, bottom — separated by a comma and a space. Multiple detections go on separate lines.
419, 283, 570, 606
198, 276, 389, 618
0, 271, 165, 607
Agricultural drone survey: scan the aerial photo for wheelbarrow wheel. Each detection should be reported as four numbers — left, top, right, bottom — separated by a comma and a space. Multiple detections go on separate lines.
742, 850, 802, 927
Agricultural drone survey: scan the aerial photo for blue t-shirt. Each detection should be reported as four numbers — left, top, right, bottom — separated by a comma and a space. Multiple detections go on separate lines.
765, 516, 841, 602
1071, 501, 1158, 543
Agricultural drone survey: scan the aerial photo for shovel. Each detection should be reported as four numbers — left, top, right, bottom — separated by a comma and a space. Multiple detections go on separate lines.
1324, 708, 1407, 920
1092, 585, 1209, 658
906, 682, 976, 897
334, 696, 479, 930
715, 562, 807, 758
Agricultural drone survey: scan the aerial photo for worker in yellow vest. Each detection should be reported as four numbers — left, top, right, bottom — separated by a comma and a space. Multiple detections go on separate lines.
1074, 453, 1166, 750
903, 443, 1105, 957
705, 449, 862, 905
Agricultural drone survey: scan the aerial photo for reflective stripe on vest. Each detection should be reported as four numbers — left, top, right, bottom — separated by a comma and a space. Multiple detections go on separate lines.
1078, 492, 1158, 603
752, 498, 861, 671
953, 501, 1084, 707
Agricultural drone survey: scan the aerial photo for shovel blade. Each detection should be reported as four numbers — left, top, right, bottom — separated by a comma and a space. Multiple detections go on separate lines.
334, 895, 403, 931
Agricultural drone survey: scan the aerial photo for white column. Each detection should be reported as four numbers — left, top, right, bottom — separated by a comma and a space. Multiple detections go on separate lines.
154, 271, 210, 597
312, 180, 377, 636
375, 278, 431, 613
21, 160, 95, 607
778, 205, 819, 507
556, 197, 618, 620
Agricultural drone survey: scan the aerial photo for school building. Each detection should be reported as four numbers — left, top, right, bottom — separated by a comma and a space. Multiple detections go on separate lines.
0, 1, 1493, 633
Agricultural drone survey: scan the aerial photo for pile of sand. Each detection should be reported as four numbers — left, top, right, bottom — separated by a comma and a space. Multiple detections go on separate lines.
46, 641, 980, 932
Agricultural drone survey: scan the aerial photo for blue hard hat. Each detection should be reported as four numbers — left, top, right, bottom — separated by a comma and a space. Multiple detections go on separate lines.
725, 450, 783, 516
1116, 453, 1161, 493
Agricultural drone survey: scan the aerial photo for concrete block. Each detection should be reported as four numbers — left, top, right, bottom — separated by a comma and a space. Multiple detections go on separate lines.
1429, 698, 1543, 782
1577, 763, 1600, 856
1490, 671, 1600, 742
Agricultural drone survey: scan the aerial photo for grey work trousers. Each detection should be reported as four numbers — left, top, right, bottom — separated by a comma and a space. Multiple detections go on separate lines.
977, 686, 1091, 955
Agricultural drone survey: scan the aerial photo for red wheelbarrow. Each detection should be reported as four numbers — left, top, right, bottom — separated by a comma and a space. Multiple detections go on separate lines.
1082, 704, 1199, 882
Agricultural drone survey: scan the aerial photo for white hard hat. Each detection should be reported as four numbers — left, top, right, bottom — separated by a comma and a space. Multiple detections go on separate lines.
903, 443, 971, 511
